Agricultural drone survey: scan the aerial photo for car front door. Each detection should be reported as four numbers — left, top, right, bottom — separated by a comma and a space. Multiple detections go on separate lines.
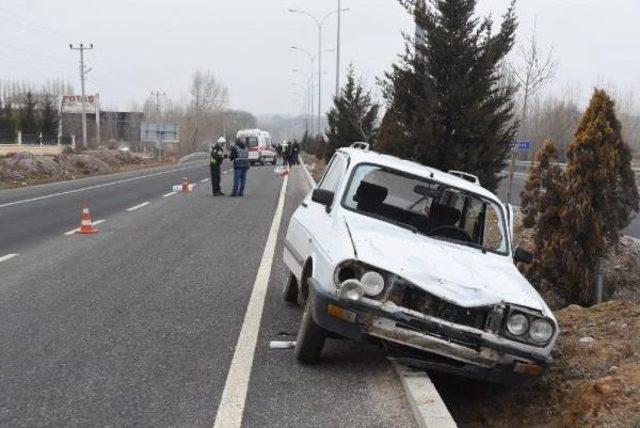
286, 153, 349, 278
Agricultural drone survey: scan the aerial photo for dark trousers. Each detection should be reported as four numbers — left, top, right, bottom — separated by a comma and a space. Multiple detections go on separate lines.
232, 168, 248, 196
210, 164, 221, 194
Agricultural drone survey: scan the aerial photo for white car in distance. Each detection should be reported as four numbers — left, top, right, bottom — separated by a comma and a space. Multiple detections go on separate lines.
282, 143, 558, 384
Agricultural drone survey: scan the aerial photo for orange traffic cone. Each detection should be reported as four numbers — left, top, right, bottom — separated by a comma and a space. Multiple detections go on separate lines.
76, 206, 98, 234
182, 176, 191, 193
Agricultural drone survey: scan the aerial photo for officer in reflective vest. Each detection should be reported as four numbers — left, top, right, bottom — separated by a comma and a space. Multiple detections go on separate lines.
229, 138, 250, 197
210, 137, 226, 196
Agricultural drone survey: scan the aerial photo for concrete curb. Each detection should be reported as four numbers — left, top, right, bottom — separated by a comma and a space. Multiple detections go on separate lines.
391, 360, 457, 428
300, 159, 317, 189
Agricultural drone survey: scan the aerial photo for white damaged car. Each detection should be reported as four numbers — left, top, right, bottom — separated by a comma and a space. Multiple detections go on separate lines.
282, 144, 558, 384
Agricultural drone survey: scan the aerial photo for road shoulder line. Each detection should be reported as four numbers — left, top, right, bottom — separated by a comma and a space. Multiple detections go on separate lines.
0, 164, 202, 209
391, 360, 457, 428
0, 253, 19, 263
212, 174, 289, 428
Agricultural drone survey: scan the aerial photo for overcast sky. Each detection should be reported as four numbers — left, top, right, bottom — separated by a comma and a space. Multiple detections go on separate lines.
1, 0, 639, 116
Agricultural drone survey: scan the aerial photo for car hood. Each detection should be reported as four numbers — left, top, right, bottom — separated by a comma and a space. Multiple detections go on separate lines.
343, 213, 550, 315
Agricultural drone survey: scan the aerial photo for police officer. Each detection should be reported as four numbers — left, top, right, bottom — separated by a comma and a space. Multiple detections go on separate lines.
210, 137, 226, 196
229, 138, 250, 197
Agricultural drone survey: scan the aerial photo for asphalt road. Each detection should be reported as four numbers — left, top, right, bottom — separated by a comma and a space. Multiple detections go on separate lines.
0, 162, 413, 427
496, 170, 640, 238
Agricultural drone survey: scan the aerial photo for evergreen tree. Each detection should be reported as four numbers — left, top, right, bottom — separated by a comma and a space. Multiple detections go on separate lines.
39, 96, 58, 138
561, 89, 640, 304
19, 91, 38, 135
325, 66, 379, 161
378, 0, 518, 191
520, 140, 571, 296
0, 102, 15, 137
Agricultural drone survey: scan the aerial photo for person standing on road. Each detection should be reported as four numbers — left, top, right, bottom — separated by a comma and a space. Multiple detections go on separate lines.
281, 140, 290, 167
292, 139, 300, 165
229, 138, 250, 197
209, 137, 226, 196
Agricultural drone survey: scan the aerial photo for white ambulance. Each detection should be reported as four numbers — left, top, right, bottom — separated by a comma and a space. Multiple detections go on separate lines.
236, 129, 276, 165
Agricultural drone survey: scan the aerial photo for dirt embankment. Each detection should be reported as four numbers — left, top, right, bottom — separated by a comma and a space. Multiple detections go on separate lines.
443, 301, 640, 428
0, 150, 168, 188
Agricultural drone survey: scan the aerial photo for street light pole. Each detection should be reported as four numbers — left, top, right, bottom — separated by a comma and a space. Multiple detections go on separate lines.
288, 8, 349, 136
336, 0, 342, 96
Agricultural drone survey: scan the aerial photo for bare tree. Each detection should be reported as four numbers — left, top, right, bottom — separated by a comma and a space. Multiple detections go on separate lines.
189, 70, 229, 151
510, 21, 558, 148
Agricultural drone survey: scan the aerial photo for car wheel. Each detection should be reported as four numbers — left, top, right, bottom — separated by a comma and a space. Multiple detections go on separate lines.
283, 273, 298, 303
295, 296, 326, 364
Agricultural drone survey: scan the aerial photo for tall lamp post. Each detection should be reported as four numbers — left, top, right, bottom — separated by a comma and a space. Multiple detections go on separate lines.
290, 46, 335, 135
288, 7, 349, 136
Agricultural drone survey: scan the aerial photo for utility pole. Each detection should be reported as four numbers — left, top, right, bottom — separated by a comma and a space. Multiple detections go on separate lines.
151, 91, 166, 161
69, 43, 93, 149
336, 0, 342, 96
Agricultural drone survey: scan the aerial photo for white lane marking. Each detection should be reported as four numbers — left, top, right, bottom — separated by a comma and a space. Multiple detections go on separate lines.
201, 178, 210, 183
163, 191, 177, 198
64, 219, 105, 235
0, 164, 203, 209
126, 202, 150, 212
0, 253, 19, 263
213, 175, 289, 428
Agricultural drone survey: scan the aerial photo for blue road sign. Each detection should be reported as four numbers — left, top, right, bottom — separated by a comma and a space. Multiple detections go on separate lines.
515, 141, 532, 151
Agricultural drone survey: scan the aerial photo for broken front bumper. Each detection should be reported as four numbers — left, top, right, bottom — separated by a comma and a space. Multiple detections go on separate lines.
308, 278, 551, 384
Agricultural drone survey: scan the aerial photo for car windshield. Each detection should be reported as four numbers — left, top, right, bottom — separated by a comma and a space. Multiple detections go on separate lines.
343, 164, 509, 255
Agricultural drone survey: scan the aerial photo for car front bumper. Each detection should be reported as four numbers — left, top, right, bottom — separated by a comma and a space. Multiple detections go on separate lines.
308, 278, 551, 384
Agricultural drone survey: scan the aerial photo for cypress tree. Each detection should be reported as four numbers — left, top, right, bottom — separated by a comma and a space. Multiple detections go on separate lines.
39, 96, 58, 138
19, 91, 38, 135
520, 140, 570, 296
325, 66, 379, 161
561, 89, 639, 304
0, 102, 15, 137
378, 0, 518, 192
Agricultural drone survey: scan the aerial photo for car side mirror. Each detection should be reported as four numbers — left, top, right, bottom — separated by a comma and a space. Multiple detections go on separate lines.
514, 247, 533, 264
311, 189, 334, 209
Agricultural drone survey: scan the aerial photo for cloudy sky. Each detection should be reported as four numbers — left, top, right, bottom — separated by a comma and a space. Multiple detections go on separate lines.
1, 0, 638, 115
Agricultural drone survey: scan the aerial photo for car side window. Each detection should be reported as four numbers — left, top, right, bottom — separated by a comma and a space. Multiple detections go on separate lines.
318, 153, 348, 194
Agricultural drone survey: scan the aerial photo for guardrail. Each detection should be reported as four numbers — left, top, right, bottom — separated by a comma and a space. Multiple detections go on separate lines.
514, 160, 640, 173
178, 152, 208, 163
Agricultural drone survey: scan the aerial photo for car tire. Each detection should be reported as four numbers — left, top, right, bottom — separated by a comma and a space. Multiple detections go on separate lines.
295, 296, 326, 364
283, 273, 298, 303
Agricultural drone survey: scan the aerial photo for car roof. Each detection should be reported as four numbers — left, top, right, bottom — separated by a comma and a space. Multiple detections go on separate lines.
336, 147, 501, 203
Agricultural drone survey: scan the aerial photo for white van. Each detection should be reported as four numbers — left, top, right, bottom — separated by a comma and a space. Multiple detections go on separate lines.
236, 129, 276, 165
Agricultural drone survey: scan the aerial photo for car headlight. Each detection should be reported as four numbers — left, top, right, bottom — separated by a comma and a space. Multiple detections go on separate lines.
338, 279, 364, 301
361, 271, 385, 297
529, 318, 554, 344
506, 313, 529, 336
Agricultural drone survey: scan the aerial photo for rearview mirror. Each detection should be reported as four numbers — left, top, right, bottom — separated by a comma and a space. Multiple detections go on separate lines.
311, 189, 334, 208
514, 247, 533, 264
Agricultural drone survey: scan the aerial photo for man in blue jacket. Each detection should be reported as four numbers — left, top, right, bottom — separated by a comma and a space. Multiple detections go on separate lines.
229, 138, 250, 197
